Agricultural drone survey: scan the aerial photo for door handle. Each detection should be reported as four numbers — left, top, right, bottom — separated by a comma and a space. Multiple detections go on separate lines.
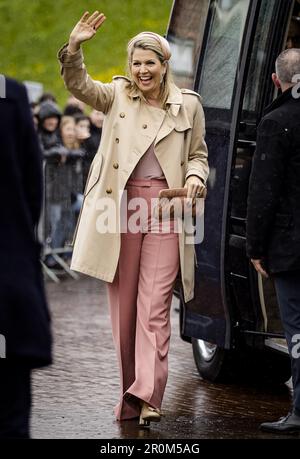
237, 139, 256, 149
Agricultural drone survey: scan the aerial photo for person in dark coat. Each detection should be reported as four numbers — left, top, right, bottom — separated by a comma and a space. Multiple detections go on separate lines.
38, 100, 62, 151
0, 76, 52, 438
88, 109, 104, 156
73, 111, 103, 187
246, 48, 300, 433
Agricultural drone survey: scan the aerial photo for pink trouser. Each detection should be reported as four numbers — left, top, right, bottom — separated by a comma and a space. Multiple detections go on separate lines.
107, 178, 180, 420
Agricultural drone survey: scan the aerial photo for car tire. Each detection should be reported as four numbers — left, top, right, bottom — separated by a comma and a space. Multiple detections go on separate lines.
192, 338, 291, 385
192, 338, 238, 382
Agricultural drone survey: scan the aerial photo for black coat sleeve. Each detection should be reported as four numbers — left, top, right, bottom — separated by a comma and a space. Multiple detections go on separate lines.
246, 118, 290, 259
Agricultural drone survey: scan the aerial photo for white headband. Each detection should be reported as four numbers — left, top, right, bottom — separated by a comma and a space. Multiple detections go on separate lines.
127, 31, 171, 61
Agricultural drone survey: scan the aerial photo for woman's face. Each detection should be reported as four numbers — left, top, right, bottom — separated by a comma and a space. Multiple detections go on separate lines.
131, 48, 166, 99
43, 117, 59, 132
75, 119, 91, 140
61, 121, 76, 143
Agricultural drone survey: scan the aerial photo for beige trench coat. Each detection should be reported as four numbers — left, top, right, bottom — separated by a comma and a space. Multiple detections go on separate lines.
58, 44, 209, 302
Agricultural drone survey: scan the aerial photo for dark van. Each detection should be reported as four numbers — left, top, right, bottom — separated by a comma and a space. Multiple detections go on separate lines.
167, 0, 300, 383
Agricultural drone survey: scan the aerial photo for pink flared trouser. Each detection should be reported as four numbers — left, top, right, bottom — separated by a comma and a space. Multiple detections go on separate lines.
106, 179, 180, 420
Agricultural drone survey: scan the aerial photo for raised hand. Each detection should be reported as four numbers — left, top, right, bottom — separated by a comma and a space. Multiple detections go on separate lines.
68, 11, 106, 53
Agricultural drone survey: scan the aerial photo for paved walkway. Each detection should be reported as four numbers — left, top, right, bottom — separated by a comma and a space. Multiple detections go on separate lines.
31, 276, 293, 439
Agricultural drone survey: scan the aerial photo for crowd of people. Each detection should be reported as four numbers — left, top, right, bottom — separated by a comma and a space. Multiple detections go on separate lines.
31, 93, 104, 268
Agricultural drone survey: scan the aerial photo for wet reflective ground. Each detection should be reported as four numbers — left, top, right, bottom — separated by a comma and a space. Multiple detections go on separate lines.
31, 277, 297, 439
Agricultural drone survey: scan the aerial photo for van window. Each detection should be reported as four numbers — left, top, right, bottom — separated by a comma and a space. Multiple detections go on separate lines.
242, 0, 280, 117
168, 0, 210, 89
199, 0, 250, 109
286, 1, 300, 49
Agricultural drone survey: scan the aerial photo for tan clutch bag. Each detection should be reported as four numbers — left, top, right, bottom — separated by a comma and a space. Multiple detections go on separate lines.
156, 186, 206, 219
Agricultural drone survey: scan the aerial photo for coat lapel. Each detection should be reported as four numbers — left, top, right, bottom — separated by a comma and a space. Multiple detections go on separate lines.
133, 103, 166, 158
155, 84, 183, 145
128, 84, 185, 155
155, 115, 175, 145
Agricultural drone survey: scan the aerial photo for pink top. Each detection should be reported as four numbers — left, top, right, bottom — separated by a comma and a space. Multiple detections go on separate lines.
131, 141, 165, 180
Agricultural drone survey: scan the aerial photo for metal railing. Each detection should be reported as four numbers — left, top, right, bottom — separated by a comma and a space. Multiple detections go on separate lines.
39, 151, 85, 282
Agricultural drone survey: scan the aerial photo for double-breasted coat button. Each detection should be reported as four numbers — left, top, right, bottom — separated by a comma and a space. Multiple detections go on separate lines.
142, 124, 147, 129
181, 161, 185, 166
113, 163, 119, 169
115, 138, 120, 143
106, 188, 113, 194
119, 112, 125, 118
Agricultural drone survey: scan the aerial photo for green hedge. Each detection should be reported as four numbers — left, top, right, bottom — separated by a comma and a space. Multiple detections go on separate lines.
0, 0, 173, 106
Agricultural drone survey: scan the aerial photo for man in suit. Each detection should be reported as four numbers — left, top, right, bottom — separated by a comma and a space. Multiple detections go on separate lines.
0, 76, 52, 438
246, 48, 300, 433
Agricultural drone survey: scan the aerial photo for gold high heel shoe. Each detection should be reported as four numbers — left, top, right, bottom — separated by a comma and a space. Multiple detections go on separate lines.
139, 401, 162, 427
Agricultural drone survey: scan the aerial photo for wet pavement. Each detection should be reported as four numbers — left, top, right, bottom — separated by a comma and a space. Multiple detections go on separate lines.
31, 276, 297, 439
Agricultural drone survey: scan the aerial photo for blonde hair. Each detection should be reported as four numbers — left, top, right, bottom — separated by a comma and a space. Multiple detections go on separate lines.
60, 116, 79, 149
126, 34, 174, 110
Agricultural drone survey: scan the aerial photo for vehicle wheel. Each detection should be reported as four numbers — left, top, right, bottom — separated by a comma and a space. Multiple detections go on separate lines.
192, 338, 239, 382
192, 338, 291, 385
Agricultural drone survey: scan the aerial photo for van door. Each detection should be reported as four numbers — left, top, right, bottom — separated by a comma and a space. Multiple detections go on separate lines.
228, 0, 294, 347
168, 0, 294, 349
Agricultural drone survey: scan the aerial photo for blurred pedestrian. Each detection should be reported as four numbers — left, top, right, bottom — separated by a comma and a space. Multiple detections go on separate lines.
38, 101, 62, 151
0, 76, 52, 438
63, 94, 86, 116
89, 109, 104, 152
74, 113, 100, 185
38, 92, 57, 105
74, 113, 91, 143
44, 116, 84, 266
58, 11, 208, 426
30, 102, 40, 131
246, 48, 300, 433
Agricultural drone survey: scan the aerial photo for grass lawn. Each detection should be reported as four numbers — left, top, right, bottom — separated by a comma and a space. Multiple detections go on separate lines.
0, 0, 173, 106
